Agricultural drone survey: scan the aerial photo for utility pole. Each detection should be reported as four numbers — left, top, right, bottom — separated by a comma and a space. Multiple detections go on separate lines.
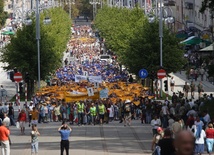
159, 0, 163, 97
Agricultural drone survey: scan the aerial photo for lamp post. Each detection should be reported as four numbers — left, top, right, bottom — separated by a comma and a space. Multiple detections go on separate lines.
148, 0, 174, 98
24, 0, 51, 90
36, 0, 41, 90
90, 0, 100, 20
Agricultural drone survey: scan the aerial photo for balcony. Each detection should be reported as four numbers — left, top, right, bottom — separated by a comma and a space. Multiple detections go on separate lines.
163, 0, 176, 6
185, 2, 193, 10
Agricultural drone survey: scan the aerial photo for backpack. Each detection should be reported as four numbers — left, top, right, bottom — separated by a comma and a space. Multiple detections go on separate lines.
124, 104, 130, 112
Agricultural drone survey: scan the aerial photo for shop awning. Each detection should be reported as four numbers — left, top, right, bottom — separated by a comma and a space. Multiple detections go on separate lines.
200, 43, 214, 51
1, 31, 15, 35
180, 36, 201, 45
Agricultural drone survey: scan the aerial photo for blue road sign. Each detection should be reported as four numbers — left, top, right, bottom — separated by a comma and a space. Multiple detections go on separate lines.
138, 69, 148, 78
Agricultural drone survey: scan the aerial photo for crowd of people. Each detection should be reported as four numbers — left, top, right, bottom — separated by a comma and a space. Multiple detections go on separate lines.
150, 94, 214, 155
53, 25, 129, 84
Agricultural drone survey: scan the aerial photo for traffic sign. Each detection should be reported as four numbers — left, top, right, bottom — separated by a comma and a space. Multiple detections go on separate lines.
157, 69, 166, 79
14, 72, 23, 82
138, 69, 148, 79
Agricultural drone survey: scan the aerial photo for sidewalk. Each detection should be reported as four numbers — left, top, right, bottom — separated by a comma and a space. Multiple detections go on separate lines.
168, 71, 214, 99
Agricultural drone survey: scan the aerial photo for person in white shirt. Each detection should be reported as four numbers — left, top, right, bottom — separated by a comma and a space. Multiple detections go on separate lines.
3, 114, 10, 128
194, 125, 206, 155
170, 77, 175, 92
151, 115, 161, 135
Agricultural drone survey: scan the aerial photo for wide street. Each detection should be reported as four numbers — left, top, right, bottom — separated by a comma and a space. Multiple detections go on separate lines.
9, 120, 152, 155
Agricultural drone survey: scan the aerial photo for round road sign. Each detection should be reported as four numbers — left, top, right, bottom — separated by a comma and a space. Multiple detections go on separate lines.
157, 69, 166, 79
138, 69, 148, 79
14, 72, 23, 82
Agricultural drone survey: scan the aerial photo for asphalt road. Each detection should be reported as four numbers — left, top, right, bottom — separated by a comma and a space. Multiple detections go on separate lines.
10, 120, 153, 155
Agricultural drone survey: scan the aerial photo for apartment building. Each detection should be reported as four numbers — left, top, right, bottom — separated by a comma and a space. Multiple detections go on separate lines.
174, 0, 213, 33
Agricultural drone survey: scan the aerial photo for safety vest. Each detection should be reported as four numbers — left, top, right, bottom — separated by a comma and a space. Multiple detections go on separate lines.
90, 107, 96, 116
77, 103, 84, 113
98, 104, 105, 114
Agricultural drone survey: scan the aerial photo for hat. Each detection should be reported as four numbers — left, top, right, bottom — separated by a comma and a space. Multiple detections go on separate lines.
30, 101, 33, 104
125, 100, 131, 103
157, 127, 163, 132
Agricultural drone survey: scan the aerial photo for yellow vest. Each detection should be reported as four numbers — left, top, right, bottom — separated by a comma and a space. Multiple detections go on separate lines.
90, 107, 96, 116
98, 104, 105, 114
77, 103, 84, 113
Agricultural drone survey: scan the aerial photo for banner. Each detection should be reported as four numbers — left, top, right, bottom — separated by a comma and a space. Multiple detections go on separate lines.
75, 75, 88, 82
75, 75, 102, 83
94, 82, 99, 88
88, 76, 102, 83
87, 87, 94, 96
99, 88, 109, 99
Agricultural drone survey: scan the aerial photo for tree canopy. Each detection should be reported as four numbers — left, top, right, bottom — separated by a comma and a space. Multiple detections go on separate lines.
94, 7, 185, 76
0, 7, 71, 81
200, 0, 214, 13
0, 0, 8, 29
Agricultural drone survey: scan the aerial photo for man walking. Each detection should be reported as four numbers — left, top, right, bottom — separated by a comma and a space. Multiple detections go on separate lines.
197, 81, 204, 99
183, 82, 190, 99
58, 122, 72, 155
0, 122, 10, 155
190, 81, 195, 99
170, 77, 175, 92
8, 103, 15, 126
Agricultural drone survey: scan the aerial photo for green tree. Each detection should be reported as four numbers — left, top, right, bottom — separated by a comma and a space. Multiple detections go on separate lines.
0, 0, 8, 28
200, 0, 214, 13
95, 6, 185, 76
0, 7, 71, 91
64, 3, 80, 17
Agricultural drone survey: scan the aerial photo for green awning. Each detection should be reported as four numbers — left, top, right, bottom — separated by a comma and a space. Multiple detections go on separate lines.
180, 36, 201, 45
1, 31, 15, 35
176, 33, 188, 39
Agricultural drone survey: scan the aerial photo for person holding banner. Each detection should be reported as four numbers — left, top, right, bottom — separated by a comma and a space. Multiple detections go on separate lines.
77, 101, 85, 126
89, 103, 97, 125
98, 102, 106, 125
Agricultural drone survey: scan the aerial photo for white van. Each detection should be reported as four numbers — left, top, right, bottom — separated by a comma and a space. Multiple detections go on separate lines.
100, 55, 112, 63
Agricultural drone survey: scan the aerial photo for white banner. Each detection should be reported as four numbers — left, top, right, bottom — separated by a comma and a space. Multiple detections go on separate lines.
75, 75, 87, 82
88, 76, 102, 83
87, 87, 94, 96
75, 75, 102, 83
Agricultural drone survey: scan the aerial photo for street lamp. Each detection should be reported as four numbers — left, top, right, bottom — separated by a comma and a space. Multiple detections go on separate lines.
148, 0, 174, 97
90, 0, 100, 20
24, 0, 51, 90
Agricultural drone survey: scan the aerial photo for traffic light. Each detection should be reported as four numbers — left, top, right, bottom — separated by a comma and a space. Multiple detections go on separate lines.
9, 71, 14, 82
164, 80, 168, 91
25, 72, 30, 83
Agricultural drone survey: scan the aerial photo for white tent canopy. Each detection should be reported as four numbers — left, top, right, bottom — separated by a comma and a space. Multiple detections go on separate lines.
200, 43, 214, 51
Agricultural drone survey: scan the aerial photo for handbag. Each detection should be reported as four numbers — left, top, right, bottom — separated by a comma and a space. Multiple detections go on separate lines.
16, 122, 20, 129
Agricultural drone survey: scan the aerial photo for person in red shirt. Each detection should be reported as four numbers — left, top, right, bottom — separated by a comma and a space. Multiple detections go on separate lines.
18, 109, 27, 134
0, 122, 10, 155
206, 123, 214, 155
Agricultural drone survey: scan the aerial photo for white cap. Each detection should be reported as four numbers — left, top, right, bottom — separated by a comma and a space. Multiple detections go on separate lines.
125, 100, 131, 103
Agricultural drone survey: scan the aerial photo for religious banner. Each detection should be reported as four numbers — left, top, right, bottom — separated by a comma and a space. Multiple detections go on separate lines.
99, 88, 109, 99
75, 75, 87, 82
88, 76, 102, 83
